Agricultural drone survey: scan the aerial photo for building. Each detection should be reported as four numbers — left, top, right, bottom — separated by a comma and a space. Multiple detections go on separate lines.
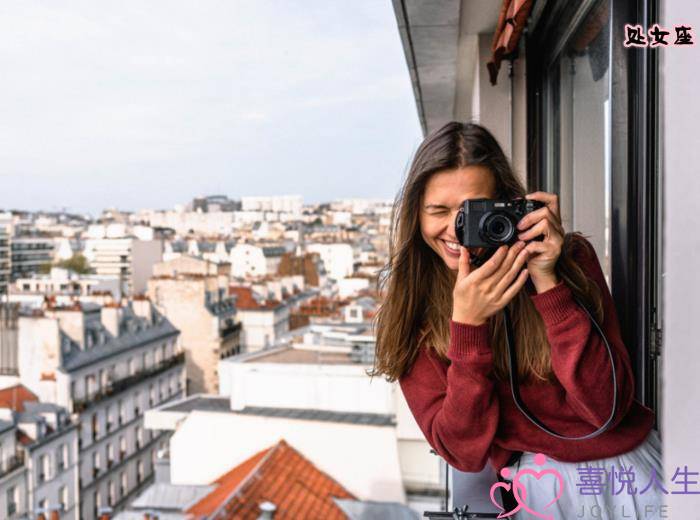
190, 195, 240, 213
0, 384, 79, 519
228, 243, 288, 279
240, 195, 303, 215
306, 243, 355, 281
109, 438, 416, 519
144, 331, 442, 516
12, 268, 121, 302
83, 237, 163, 296
16, 299, 185, 519
0, 226, 9, 298
147, 256, 242, 395
228, 287, 289, 352
392, 0, 700, 515
10, 235, 54, 282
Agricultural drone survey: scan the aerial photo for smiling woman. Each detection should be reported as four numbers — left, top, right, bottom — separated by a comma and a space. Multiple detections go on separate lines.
370, 121, 662, 519
420, 165, 495, 270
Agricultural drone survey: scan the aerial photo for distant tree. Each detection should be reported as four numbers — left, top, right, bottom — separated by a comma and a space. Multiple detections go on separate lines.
38, 262, 52, 274
56, 253, 91, 274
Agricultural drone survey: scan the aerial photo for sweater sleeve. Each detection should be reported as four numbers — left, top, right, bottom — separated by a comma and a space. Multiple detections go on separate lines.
398, 321, 499, 473
529, 237, 635, 430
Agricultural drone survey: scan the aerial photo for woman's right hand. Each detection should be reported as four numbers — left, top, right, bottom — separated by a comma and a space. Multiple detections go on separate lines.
452, 241, 531, 326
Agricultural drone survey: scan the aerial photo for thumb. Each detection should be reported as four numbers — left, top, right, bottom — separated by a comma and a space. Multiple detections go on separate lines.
458, 246, 471, 279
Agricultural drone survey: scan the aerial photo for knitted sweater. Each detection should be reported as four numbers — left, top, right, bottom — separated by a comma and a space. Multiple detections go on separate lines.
398, 238, 656, 472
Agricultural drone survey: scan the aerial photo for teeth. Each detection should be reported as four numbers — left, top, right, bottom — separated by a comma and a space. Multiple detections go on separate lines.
444, 240, 460, 252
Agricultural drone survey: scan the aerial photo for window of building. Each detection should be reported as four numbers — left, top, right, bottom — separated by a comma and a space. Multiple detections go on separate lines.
108, 480, 116, 506
59, 485, 68, 511
137, 459, 144, 484
6, 486, 17, 516
93, 451, 100, 478
120, 471, 128, 497
91, 412, 99, 441
526, 0, 661, 418
107, 443, 114, 468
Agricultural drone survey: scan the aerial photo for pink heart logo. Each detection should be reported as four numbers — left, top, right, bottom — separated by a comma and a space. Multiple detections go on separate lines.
488, 480, 525, 518
512, 468, 565, 520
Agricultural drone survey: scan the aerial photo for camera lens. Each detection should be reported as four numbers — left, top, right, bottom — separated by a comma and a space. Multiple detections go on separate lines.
482, 212, 515, 244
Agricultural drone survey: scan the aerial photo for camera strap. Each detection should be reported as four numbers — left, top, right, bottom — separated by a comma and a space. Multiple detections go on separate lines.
503, 294, 618, 440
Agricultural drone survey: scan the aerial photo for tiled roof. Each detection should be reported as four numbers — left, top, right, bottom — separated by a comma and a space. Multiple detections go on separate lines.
187, 439, 355, 519
0, 384, 38, 412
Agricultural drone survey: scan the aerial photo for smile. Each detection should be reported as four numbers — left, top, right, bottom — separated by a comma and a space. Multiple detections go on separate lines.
440, 239, 461, 257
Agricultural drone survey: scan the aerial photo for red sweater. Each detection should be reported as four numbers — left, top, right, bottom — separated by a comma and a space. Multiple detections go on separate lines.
399, 238, 656, 473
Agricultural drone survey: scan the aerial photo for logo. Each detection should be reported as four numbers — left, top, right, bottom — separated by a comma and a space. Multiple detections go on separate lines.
489, 453, 564, 520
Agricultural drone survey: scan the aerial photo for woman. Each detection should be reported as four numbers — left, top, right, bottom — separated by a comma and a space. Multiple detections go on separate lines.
372, 122, 664, 519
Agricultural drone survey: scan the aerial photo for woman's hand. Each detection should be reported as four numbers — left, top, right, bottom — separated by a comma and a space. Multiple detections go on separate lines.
452, 242, 530, 326
516, 191, 565, 293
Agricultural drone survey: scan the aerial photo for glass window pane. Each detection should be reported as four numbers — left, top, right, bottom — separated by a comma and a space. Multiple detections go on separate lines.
555, 0, 611, 283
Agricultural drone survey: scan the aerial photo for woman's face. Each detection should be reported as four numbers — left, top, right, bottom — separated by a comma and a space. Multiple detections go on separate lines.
420, 166, 496, 271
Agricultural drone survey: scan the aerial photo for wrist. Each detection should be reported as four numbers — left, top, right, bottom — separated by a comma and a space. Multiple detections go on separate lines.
451, 311, 487, 327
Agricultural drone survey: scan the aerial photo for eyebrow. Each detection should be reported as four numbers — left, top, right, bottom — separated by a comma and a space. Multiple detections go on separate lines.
424, 204, 450, 209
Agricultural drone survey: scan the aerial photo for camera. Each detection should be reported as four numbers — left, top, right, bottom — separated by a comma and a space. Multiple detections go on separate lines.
454, 198, 545, 248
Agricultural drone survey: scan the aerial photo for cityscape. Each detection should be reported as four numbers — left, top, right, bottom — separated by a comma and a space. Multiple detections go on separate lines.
0, 195, 442, 519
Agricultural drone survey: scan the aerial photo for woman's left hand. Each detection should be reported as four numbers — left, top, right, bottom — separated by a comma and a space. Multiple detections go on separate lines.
516, 191, 565, 293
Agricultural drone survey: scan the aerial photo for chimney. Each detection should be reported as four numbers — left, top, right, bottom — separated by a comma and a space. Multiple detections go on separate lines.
97, 507, 113, 520
49, 509, 61, 520
101, 305, 122, 337
132, 297, 153, 324
37, 513, 47, 520
257, 501, 277, 519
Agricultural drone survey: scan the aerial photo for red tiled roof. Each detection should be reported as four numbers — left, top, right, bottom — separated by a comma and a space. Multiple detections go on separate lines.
187, 439, 355, 519
229, 286, 281, 311
0, 385, 38, 412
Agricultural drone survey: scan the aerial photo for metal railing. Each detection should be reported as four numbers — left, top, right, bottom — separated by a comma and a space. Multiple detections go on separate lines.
72, 352, 185, 413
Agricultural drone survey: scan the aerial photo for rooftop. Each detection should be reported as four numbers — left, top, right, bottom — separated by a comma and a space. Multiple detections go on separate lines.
241, 346, 356, 365
187, 439, 355, 518
0, 384, 38, 412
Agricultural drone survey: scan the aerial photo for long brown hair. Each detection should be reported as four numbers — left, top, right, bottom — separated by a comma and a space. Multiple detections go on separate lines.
370, 122, 603, 384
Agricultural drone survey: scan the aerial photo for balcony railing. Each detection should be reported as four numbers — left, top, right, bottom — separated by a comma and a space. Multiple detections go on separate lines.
0, 452, 25, 478
72, 352, 185, 413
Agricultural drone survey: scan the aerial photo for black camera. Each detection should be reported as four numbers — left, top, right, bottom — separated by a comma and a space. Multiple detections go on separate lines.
455, 198, 545, 248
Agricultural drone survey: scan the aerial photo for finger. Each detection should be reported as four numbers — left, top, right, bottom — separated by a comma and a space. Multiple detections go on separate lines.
457, 246, 470, 279
525, 192, 560, 222
489, 240, 526, 282
517, 219, 551, 242
497, 268, 529, 305
494, 246, 530, 297
517, 206, 561, 232
471, 245, 508, 280
524, 240, 549, 256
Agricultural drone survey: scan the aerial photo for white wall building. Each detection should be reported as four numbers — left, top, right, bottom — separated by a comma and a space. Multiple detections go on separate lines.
144, 338, 442, 516
306, 244, 354, 281
16, 300, 185, 519
83, 238, 162, 296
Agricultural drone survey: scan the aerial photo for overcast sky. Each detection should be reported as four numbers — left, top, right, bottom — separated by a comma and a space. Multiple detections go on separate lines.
0, 1, 422, 215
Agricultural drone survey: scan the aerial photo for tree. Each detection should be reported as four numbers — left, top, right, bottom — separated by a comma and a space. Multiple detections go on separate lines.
56, 254, 91, 274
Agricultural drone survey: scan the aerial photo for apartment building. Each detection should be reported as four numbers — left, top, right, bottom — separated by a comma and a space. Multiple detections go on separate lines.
10, 235, 54, 282
83, 238, 162, 296
0, 227, 9, 298
147, 256, 242, 394
228, 287, 289, 352
0, 385, 79, 519
16, 298, 185, 519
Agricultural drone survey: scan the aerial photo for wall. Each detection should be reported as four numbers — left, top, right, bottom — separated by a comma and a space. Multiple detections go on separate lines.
661, 0, 700, 516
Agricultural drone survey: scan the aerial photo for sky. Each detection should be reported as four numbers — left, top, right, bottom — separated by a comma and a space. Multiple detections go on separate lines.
0, 1, 423, 215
